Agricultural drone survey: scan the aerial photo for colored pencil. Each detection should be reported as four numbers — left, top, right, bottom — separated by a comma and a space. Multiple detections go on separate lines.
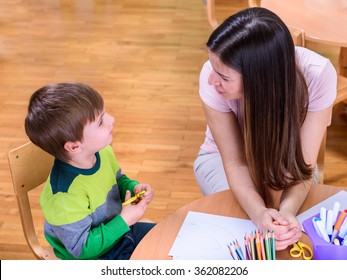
229, 229, 276, 260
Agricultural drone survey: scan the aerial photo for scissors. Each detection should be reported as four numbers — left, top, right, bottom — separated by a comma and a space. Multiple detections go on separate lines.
289, 241, 313, 260
122, 190, 146, 206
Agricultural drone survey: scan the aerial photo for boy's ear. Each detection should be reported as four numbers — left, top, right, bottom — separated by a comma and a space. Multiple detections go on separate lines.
64, 141, 82, 153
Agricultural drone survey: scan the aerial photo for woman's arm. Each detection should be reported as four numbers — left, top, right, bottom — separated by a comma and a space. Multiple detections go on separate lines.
279, 106, 333, 215
272, 107, 333, 249
202, 102, 269, 224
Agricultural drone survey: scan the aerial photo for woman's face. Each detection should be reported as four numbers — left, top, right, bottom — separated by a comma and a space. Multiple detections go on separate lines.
208, 52, 244, 100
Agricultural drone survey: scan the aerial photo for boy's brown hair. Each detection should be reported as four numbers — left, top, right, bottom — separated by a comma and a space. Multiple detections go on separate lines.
25, 82, 104, 162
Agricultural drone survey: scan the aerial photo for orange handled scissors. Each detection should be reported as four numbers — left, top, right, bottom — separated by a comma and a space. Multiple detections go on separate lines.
289, 241, 313, 260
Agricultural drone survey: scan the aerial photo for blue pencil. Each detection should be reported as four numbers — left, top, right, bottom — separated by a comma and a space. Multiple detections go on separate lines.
234, 240, 245, 260
270, 230, 276, 260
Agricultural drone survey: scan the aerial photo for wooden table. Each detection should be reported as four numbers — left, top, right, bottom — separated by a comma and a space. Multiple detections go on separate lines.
130, 184, 344, 260
261, 0, 347, 76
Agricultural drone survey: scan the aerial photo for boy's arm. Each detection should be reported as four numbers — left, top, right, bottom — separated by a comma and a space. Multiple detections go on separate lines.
51, 213, 130, 259
78, 215, 130, 259
116, 169, 139, 200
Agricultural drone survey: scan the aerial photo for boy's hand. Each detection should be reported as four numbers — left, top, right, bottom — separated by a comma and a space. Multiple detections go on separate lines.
120, 190, 147, 226
134, 183, 154, 204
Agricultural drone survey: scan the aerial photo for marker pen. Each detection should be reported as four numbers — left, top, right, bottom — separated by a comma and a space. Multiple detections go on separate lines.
312, 217, 323, 239
332, 201, 340, 225
338, 211, 347, 239
333, 238, 340, 245
331, 210, 347, 243
326, 209, 333, 238
313, 217, 330, 243
320, 207, 327, 230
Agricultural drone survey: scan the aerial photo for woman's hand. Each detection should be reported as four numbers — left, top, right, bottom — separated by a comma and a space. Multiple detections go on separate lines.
274, 211, 302, 250
254, 208, 301, 250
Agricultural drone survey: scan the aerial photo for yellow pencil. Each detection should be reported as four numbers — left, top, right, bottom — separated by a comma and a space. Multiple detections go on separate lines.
256, 231, 262, 260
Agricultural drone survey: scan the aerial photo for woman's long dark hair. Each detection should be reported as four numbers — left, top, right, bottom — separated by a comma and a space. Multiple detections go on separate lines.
207, 7, 313, 206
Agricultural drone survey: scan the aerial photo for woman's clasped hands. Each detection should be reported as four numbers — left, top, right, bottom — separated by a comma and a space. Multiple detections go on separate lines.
257, 208, 302, 251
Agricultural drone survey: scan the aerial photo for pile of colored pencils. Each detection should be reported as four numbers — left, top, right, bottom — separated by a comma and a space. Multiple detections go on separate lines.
228, 230, 276, 260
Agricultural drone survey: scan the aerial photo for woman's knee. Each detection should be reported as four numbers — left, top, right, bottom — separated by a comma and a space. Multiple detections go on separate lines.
193, 153, 229, 195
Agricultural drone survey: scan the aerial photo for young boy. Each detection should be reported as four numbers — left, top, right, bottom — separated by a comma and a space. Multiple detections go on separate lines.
24, 82, 155, 260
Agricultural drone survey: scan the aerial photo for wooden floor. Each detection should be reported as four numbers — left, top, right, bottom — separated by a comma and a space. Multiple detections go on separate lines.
0, 0, 346, 260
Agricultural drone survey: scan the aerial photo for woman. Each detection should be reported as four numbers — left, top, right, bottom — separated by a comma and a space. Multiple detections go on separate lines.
194, 7, 336, 250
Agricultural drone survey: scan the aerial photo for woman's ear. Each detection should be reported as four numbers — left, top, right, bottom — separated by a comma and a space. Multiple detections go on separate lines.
64, 141, 82, 153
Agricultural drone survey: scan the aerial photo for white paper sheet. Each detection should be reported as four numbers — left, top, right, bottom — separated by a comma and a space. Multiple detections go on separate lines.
169, 211, 257, 260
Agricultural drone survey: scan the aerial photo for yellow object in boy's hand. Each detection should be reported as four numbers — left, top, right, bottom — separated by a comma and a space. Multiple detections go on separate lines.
122, 190, 146, 206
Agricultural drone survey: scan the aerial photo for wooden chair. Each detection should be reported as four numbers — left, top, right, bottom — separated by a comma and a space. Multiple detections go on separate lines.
248, 0, 261, 7
206, 0, 218, 29
8, 141, 154, 259
288, 25, 347, 183
8, 141, 58, 259
205, 0, 261, 29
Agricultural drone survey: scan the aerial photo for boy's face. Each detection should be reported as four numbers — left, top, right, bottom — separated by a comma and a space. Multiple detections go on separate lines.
81, 109, 115, 154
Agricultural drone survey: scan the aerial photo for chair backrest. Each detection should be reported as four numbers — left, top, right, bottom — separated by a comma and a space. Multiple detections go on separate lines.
206, 1, 261, 29
248, 0, 261, 7
206, 0, 218, 29
287, 25, 305, 47
8, 141, 58, 259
